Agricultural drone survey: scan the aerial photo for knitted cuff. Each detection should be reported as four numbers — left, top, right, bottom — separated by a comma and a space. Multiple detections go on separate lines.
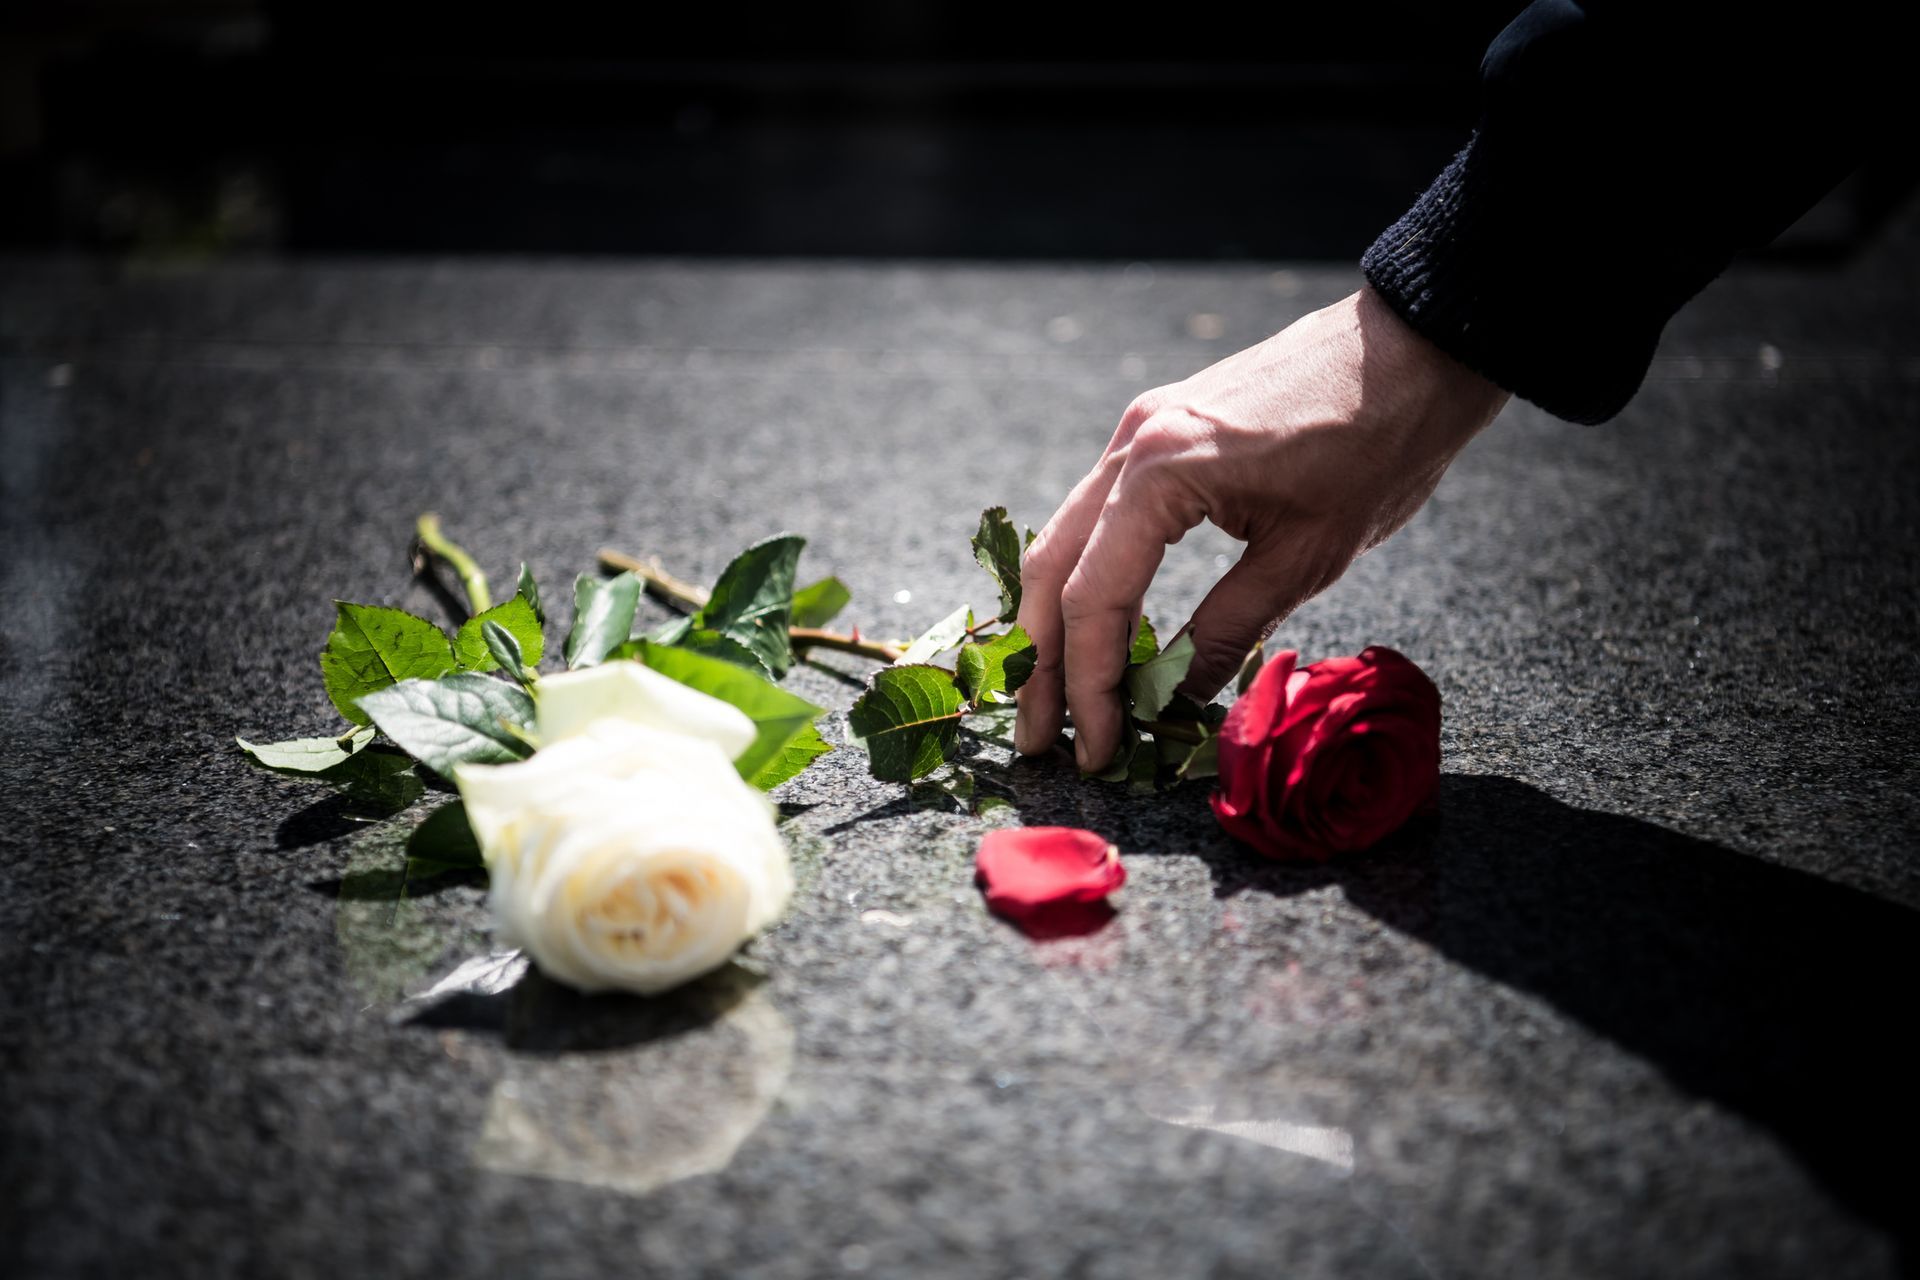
1360, 136, 1658, 426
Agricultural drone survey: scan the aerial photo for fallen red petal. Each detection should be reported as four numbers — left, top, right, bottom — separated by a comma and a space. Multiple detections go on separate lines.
975, 826, 1126, 929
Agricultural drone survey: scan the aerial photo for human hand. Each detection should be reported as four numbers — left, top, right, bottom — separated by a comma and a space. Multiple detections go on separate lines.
1013, 286, 1510, 772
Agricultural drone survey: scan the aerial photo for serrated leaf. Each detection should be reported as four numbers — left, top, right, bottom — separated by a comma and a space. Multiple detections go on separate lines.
565, 572, 640, 669
407, 800, 483, 869
483, 620, 535, 686
517, 563, 544, 626
320, 603, 457, 725
848, 664, 969, 783
899, 604, 972, 665
692, 534, 805, 678
748, 721, 832, 790
1130, 616, 1160, 664
791, 576, 852, 629
972, 506, 1025, 620
454, 595, 544, 673
1124, 629, 1196, 721
626, 640, 830, 788
356, 673, 535, 776
956, 624, 1036, 703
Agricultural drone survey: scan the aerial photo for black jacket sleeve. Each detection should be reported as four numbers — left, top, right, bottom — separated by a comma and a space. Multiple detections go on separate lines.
1360, 1, 1890, 423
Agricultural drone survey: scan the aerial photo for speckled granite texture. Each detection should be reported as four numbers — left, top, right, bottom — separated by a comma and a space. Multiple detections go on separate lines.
2, 223, 1917, 1279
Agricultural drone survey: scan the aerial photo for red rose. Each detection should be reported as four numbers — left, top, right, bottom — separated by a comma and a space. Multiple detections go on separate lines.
976, 827, 1126, 933
1209, 646, 1440, 861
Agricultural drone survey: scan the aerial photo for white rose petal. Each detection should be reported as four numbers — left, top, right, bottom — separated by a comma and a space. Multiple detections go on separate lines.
454, 719, 792, 995
534, 661, 755, 763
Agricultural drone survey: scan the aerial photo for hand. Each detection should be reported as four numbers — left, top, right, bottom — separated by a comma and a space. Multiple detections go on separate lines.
1013, 286, 1510, 772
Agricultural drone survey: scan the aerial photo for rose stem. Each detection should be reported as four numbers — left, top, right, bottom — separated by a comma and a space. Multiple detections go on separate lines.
415, 513, 492, 616
597, 548, 709, 612
597, 548, 906, 664
790, 627, 905, 663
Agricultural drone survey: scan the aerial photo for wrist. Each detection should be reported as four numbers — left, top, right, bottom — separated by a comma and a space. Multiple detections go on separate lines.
1354, 284, 1510, 452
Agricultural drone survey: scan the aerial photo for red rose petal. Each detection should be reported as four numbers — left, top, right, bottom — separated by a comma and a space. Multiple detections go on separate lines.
976, 827, 1126, 929
1209, 645, 1441, 862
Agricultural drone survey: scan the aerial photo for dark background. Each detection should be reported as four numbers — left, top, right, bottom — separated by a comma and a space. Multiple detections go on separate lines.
5, 0, 1911, 260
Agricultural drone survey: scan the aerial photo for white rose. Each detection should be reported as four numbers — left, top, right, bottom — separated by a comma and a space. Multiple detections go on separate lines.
532, 660, 755, 761
455, 717, 793, 995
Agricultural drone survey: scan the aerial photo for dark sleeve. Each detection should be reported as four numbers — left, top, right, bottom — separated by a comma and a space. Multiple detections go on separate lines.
1360, 0, 1890, 424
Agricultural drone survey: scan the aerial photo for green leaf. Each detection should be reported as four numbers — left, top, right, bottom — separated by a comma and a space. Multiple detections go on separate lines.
1089, 721, 1141, 783
748, 721, 832, 791
482, 620, 536, 686
1166, 732, 1220, 784
1124, 629, 1196, 721
237, 724, 377, 773
320, 603, 456, 726
681, 628, 772, 673
407, 800, 483, 869
692, 534, 805, 678
1143, 697, 1226, 788
955, 624, 1036, 703
237, 727, 422, 808
790, 576, 852, 629
565, 572, 641, 669
648, 615, 694, 646
971, 506, 1026, 620
356, 673, 536, 776
848, 664, 969, 783
899, 604, 972, 665
626, 641, 830, 788
454, 595, 544, 673
1130, 616, 1160, 664
1235, 641, 1265, 696
516, 563, 544, 627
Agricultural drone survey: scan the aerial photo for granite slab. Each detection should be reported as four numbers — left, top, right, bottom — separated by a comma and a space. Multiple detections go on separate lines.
2, 224, 1917, 1278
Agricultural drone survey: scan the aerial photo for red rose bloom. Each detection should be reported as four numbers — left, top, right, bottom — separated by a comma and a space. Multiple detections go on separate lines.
976, 827, 1126, 930
1210, 646, 1440, 861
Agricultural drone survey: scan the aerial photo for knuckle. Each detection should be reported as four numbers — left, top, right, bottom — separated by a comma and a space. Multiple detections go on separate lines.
1126, 421, 1182, 468
1058, 578, 1099, 623
1020, 531, 1059, 582
1123, 389, 1165, 424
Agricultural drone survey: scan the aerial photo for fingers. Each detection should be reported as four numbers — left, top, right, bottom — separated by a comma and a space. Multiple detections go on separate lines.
1060, 473, 1185, 771
1177, 540, 1315, 701
1014, 462, 1123, 756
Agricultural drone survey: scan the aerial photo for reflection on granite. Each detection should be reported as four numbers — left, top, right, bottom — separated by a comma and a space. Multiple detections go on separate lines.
2, 238, 1918, 1278
471, 971, 793, 1199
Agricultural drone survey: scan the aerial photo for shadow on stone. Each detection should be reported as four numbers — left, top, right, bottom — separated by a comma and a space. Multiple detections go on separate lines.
407, 960, 764, 1055
1009, 768, 1917, 1253
276, 794, 378, 850
1311, 774, 1915, 1257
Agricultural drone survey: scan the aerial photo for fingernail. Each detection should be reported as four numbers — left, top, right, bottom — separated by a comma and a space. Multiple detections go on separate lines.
1014, 719, 1034, 755
1074, 738, 1091, 771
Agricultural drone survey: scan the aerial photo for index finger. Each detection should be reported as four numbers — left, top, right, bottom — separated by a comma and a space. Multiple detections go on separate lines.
1013, 462, 1121, 756
1059, 471, 1184, 772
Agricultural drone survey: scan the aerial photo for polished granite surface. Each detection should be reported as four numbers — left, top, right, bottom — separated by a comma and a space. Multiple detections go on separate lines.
2, 227, 1917, 1277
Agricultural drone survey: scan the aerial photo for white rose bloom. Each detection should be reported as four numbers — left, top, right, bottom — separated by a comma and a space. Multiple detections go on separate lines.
455, 719, 793, 995
533, 660, 756, 761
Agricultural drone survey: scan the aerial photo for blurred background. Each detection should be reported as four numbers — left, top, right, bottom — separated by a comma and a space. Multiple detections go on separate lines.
5, 0, 1912, 262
